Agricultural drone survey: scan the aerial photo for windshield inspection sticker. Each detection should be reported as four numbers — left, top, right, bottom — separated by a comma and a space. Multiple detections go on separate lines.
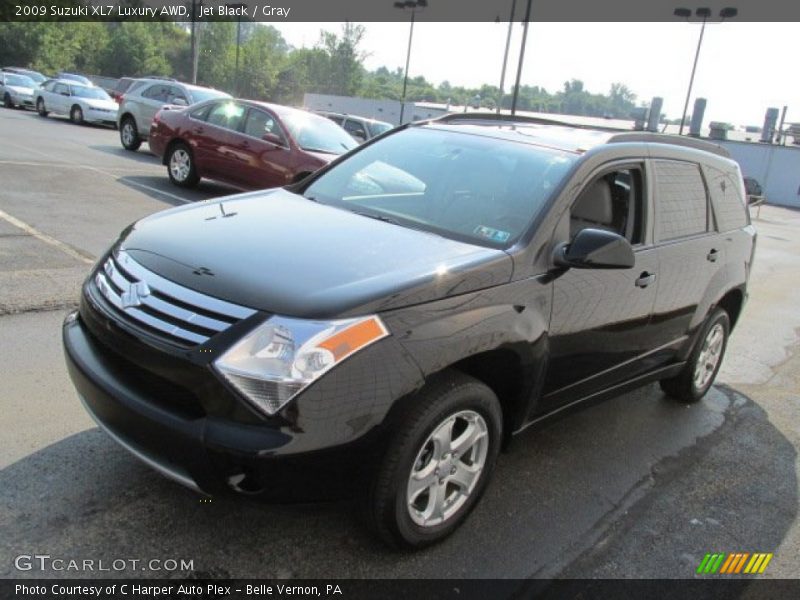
474, 225, 511, 243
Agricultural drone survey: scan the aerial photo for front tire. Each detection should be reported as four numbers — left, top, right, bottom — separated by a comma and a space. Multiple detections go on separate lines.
367, 371, 502, 549
70, 104, 84, 125
120, 116, 141, 151
36, 98, 48, 117
3, 93, 13, 108
167, 142, 199, 188
660, 308, 730, 402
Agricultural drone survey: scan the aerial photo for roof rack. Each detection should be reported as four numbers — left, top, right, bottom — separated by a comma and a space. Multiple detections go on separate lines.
432, 112, 731, 158
433, 112, 622, 132
607, 132, 730, 158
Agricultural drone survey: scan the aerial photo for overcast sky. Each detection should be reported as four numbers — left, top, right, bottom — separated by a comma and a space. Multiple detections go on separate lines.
272, 22, 797, 126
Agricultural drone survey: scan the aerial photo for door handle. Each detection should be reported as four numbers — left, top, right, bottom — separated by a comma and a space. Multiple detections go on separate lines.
635, 272, 656, 288
707, 249, 719, 262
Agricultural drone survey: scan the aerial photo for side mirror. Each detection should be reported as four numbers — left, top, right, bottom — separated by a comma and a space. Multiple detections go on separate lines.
172, 97, 188, 107
262, 132, 285, 146
553, 228, 635, 269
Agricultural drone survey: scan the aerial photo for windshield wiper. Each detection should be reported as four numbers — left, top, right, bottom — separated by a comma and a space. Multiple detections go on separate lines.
350, 210, 400, 225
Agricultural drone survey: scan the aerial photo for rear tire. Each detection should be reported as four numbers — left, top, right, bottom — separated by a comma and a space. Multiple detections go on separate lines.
166, 142, 199, 188
120, 116, 141, 151
70, 104, 84, 125
36, 98, 48, 117
660, 308, 730, 403
366, 371, 502, 549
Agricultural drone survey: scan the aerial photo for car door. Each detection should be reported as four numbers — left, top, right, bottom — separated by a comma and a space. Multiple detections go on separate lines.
539, 162, 660, 412
137, 83, 170, 131
235, 107, 297, 189
646, 158, 726, 358
51, 82, 70, 113
195, 101, 247, 183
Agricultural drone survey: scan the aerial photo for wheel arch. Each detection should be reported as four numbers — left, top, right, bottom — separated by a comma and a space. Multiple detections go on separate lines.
163, 138, 191, 166
716, 286, 745, 329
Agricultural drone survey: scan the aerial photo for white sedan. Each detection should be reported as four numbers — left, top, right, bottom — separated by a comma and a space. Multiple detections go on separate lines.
1, 72, 36, 109
35, 80, 117, 126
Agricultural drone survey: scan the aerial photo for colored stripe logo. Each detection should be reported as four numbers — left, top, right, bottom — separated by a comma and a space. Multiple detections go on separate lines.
696, 552, 773, 574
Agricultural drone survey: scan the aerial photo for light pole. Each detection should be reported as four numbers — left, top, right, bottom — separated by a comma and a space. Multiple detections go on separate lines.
190, 0, 202, 84
496, 0, 517, 114
674, 6, 737, 135
394, 0, 427, 125
510, 0, 532, 115
227, 3, 247, 96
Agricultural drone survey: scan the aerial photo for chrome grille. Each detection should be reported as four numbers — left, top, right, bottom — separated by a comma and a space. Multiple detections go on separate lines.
93, 250, 256, 345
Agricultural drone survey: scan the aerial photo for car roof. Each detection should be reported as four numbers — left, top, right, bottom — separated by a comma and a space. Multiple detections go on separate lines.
421, 113, 730, 158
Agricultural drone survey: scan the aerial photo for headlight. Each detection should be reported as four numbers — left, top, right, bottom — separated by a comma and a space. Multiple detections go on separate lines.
214, 315, 389, 416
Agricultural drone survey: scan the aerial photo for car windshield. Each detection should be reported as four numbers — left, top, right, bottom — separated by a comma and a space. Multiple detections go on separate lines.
72, 86, 111, 100
303, 127, 577, 248
5, 74, 34, 87
368, 121, 393, 137
280, 111, 359, 154
189, 88, 231, 104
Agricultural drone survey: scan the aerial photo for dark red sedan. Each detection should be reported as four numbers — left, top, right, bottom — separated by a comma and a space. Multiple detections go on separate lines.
148, 99, 358, 189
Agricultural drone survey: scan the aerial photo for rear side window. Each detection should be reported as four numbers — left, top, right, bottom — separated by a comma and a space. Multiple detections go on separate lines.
206, 102, 245, 131
704, 165, 748, 231
653, 160, 708, 242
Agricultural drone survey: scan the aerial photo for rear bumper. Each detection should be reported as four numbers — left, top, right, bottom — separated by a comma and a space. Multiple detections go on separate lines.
63, 312, 380, 499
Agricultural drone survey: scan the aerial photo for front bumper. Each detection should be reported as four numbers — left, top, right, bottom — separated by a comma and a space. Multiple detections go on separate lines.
85, 109, 117, 125
63, 312, 388, 499
12, 94, 34, 108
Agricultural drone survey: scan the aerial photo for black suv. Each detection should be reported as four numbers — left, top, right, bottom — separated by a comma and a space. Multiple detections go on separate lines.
63, 114, 756, 548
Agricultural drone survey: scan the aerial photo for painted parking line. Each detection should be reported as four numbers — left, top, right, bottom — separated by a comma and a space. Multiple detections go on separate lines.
1, 143, 192, 205
0, 159, 156, 174
0, 208, 94, 265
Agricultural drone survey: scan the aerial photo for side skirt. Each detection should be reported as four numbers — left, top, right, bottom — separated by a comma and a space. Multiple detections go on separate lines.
512, 362, 686, 437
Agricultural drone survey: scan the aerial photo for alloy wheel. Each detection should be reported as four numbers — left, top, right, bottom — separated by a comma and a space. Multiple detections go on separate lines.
406, 410, 489, 527
694, 323, 725, 390
169, 148, 191, 183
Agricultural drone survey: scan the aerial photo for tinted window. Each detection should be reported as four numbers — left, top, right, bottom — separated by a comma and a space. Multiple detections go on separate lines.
303, 127, 576, 248
142, 84, 170, 101
54, 83, 69, 95
187, 87, 230, 104
344, 119, 368, 139
654, 160, 708, 241
190, 104, 212, 121
243, 108, 284, 141
368, 121, 393, 137
206, 101, 245, 131
705, 165, 748, 232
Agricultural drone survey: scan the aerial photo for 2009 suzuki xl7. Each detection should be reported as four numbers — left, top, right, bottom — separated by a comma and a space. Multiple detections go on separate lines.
63, 114, 756, 548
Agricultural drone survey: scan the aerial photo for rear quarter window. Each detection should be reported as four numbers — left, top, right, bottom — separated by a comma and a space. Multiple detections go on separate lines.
653, 160, 709, 242
704, 164, 748, 231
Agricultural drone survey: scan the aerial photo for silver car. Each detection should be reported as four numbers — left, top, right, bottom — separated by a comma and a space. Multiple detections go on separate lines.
316, 111, 393, 143
117, 79, 230, 151
35, 80, 117, 126
1, 72, 36, 109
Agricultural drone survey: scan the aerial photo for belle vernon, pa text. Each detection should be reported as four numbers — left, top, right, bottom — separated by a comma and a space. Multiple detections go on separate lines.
16, 583, 343, 597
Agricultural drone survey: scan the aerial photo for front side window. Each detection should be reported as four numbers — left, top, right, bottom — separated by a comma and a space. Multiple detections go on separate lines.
570, 166, 645, 245
303, 127, 576, 248
54, 83, 68, 95
344, 119, 368, 139
243, 109, 285, 142
142, 84, 169, 101
368, 121, 393, 137
653, 160, 708, 242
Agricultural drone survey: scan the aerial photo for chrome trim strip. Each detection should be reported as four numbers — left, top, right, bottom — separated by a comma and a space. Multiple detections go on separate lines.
115, 250, 256, 320
78, 394, 206, 495
95, 272, 208, 344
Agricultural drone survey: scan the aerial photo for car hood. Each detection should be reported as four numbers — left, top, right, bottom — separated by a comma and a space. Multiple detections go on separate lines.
83, 99, 117, 110
7, 85, 33, 95
118, 189, 513, 318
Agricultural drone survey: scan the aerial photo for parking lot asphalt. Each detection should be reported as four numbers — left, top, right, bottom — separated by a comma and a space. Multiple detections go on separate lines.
0, 107, 798, 580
